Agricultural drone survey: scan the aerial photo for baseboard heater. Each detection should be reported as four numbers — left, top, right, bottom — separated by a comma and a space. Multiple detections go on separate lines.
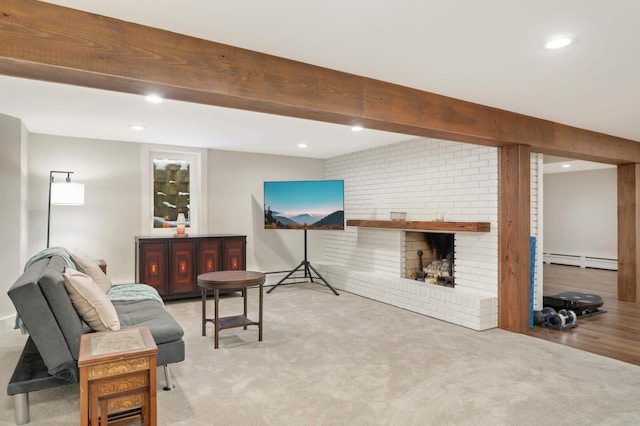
543, 253, 617, 271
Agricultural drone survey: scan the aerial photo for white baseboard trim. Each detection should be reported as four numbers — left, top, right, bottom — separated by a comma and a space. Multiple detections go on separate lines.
543, 253, 618, 271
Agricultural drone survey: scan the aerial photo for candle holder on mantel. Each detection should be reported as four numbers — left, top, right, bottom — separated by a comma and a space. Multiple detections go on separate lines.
390, 212, 407, 221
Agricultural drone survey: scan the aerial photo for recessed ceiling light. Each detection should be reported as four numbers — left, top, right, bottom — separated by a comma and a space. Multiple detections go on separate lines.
561, 163, 571, 168
351, 126, 364, 132
545, 37, 572, 49
130, 124, 145, 131
298, 143, 308, 148
145, 94, 163, 103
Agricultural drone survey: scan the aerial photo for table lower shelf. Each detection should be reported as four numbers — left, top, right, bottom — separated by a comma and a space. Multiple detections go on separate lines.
206, 315, 259, 330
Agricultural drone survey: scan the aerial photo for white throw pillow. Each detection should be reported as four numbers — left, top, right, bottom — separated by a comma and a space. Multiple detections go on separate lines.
63, 268, 120, 332
70, 251, 113, 294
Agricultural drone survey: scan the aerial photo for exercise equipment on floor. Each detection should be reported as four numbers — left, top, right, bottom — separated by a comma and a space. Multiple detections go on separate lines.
542, 291, 606, 318
533, 291, 606, 331
533, 306, 578, 331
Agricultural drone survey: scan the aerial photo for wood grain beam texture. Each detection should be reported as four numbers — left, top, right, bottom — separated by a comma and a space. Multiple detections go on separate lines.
498, 145, 531, 333
618, 164, 640, 302
1, 0, 639, 164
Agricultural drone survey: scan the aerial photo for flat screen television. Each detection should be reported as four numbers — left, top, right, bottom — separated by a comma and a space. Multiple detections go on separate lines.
264, 180, 344, 230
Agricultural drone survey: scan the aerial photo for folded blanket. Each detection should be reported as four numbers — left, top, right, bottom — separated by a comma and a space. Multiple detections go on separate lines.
24, 246, 76, 271
108, 284, 164, 306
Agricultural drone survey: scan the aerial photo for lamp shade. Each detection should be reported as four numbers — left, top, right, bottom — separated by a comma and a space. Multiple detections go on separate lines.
50, 182, 85, 205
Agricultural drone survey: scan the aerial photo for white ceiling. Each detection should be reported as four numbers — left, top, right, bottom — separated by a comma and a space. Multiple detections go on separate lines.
1, 0, 638, 159
543, 155, 616, 174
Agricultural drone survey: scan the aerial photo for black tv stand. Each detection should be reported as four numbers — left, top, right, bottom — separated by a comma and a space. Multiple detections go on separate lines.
266, 229, 339, 296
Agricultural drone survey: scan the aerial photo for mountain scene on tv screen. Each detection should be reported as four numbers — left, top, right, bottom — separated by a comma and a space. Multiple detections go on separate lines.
264, 207, 344, 230
263, 180, 345, 230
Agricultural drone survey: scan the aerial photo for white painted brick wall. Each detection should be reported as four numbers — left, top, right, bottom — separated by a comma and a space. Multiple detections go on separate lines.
321, 137, 538, 330
315, 263, 498, 331
326, 138, 498, 289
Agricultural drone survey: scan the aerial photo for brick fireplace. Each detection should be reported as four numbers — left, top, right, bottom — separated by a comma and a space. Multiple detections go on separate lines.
318, 137, 515, 331
405, 231, 455, 286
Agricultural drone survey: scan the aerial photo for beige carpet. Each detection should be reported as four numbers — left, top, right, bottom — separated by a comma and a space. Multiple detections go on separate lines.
1, 282, 640, 425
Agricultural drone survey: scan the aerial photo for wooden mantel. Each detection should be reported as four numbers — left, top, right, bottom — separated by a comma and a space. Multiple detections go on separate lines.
346, 219, 490, 232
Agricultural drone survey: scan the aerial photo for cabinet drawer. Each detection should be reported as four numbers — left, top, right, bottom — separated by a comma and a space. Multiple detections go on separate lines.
94, 372, 150, 397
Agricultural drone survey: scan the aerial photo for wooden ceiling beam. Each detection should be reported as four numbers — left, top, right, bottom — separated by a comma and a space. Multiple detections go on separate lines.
1, 0, 639, 164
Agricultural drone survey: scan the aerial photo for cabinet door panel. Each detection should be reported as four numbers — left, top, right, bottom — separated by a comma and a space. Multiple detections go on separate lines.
170, 240, 195, 294
223, 237, 246, 270
138, 241, 168, 296
198, 239, 222, 274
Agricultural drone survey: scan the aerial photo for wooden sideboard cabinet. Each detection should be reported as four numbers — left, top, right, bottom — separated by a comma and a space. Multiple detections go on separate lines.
135, 235, 247, 300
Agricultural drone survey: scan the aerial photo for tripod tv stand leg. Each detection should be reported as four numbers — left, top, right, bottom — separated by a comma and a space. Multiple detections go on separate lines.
267, 229, 339, 296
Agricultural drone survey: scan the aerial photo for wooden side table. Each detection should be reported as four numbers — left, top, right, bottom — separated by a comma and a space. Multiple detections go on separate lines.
78, 326, 158, 426
197, 270, 265, 349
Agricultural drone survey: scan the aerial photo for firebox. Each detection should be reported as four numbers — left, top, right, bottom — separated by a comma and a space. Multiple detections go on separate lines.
405, 231, 455, 287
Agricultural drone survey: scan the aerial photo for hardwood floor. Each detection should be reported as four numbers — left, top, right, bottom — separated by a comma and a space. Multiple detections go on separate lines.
526, 264, 640, 366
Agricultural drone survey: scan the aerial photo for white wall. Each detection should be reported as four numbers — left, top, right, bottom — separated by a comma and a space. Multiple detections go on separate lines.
543, 168, 617, 260
0, 114, 28, 327
207, 149, 325, 273
28, 134, 143, 284
325, 137, 500, 293
25, 134, 324, 285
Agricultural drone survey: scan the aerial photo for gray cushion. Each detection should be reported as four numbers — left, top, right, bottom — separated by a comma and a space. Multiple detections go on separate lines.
36, 256, 85, 358
8, 257, 78, 382
155, 339, 185, 367
113, 300, 184, 345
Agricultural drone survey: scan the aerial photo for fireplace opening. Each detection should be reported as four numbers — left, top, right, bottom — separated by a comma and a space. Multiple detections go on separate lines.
405, 232, 455, 287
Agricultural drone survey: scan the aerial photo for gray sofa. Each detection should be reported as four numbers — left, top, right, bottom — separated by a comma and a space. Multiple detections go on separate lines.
6, 254, 185, 425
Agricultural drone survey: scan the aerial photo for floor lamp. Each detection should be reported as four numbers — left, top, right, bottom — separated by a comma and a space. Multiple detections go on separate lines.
47, 170, 85, 248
